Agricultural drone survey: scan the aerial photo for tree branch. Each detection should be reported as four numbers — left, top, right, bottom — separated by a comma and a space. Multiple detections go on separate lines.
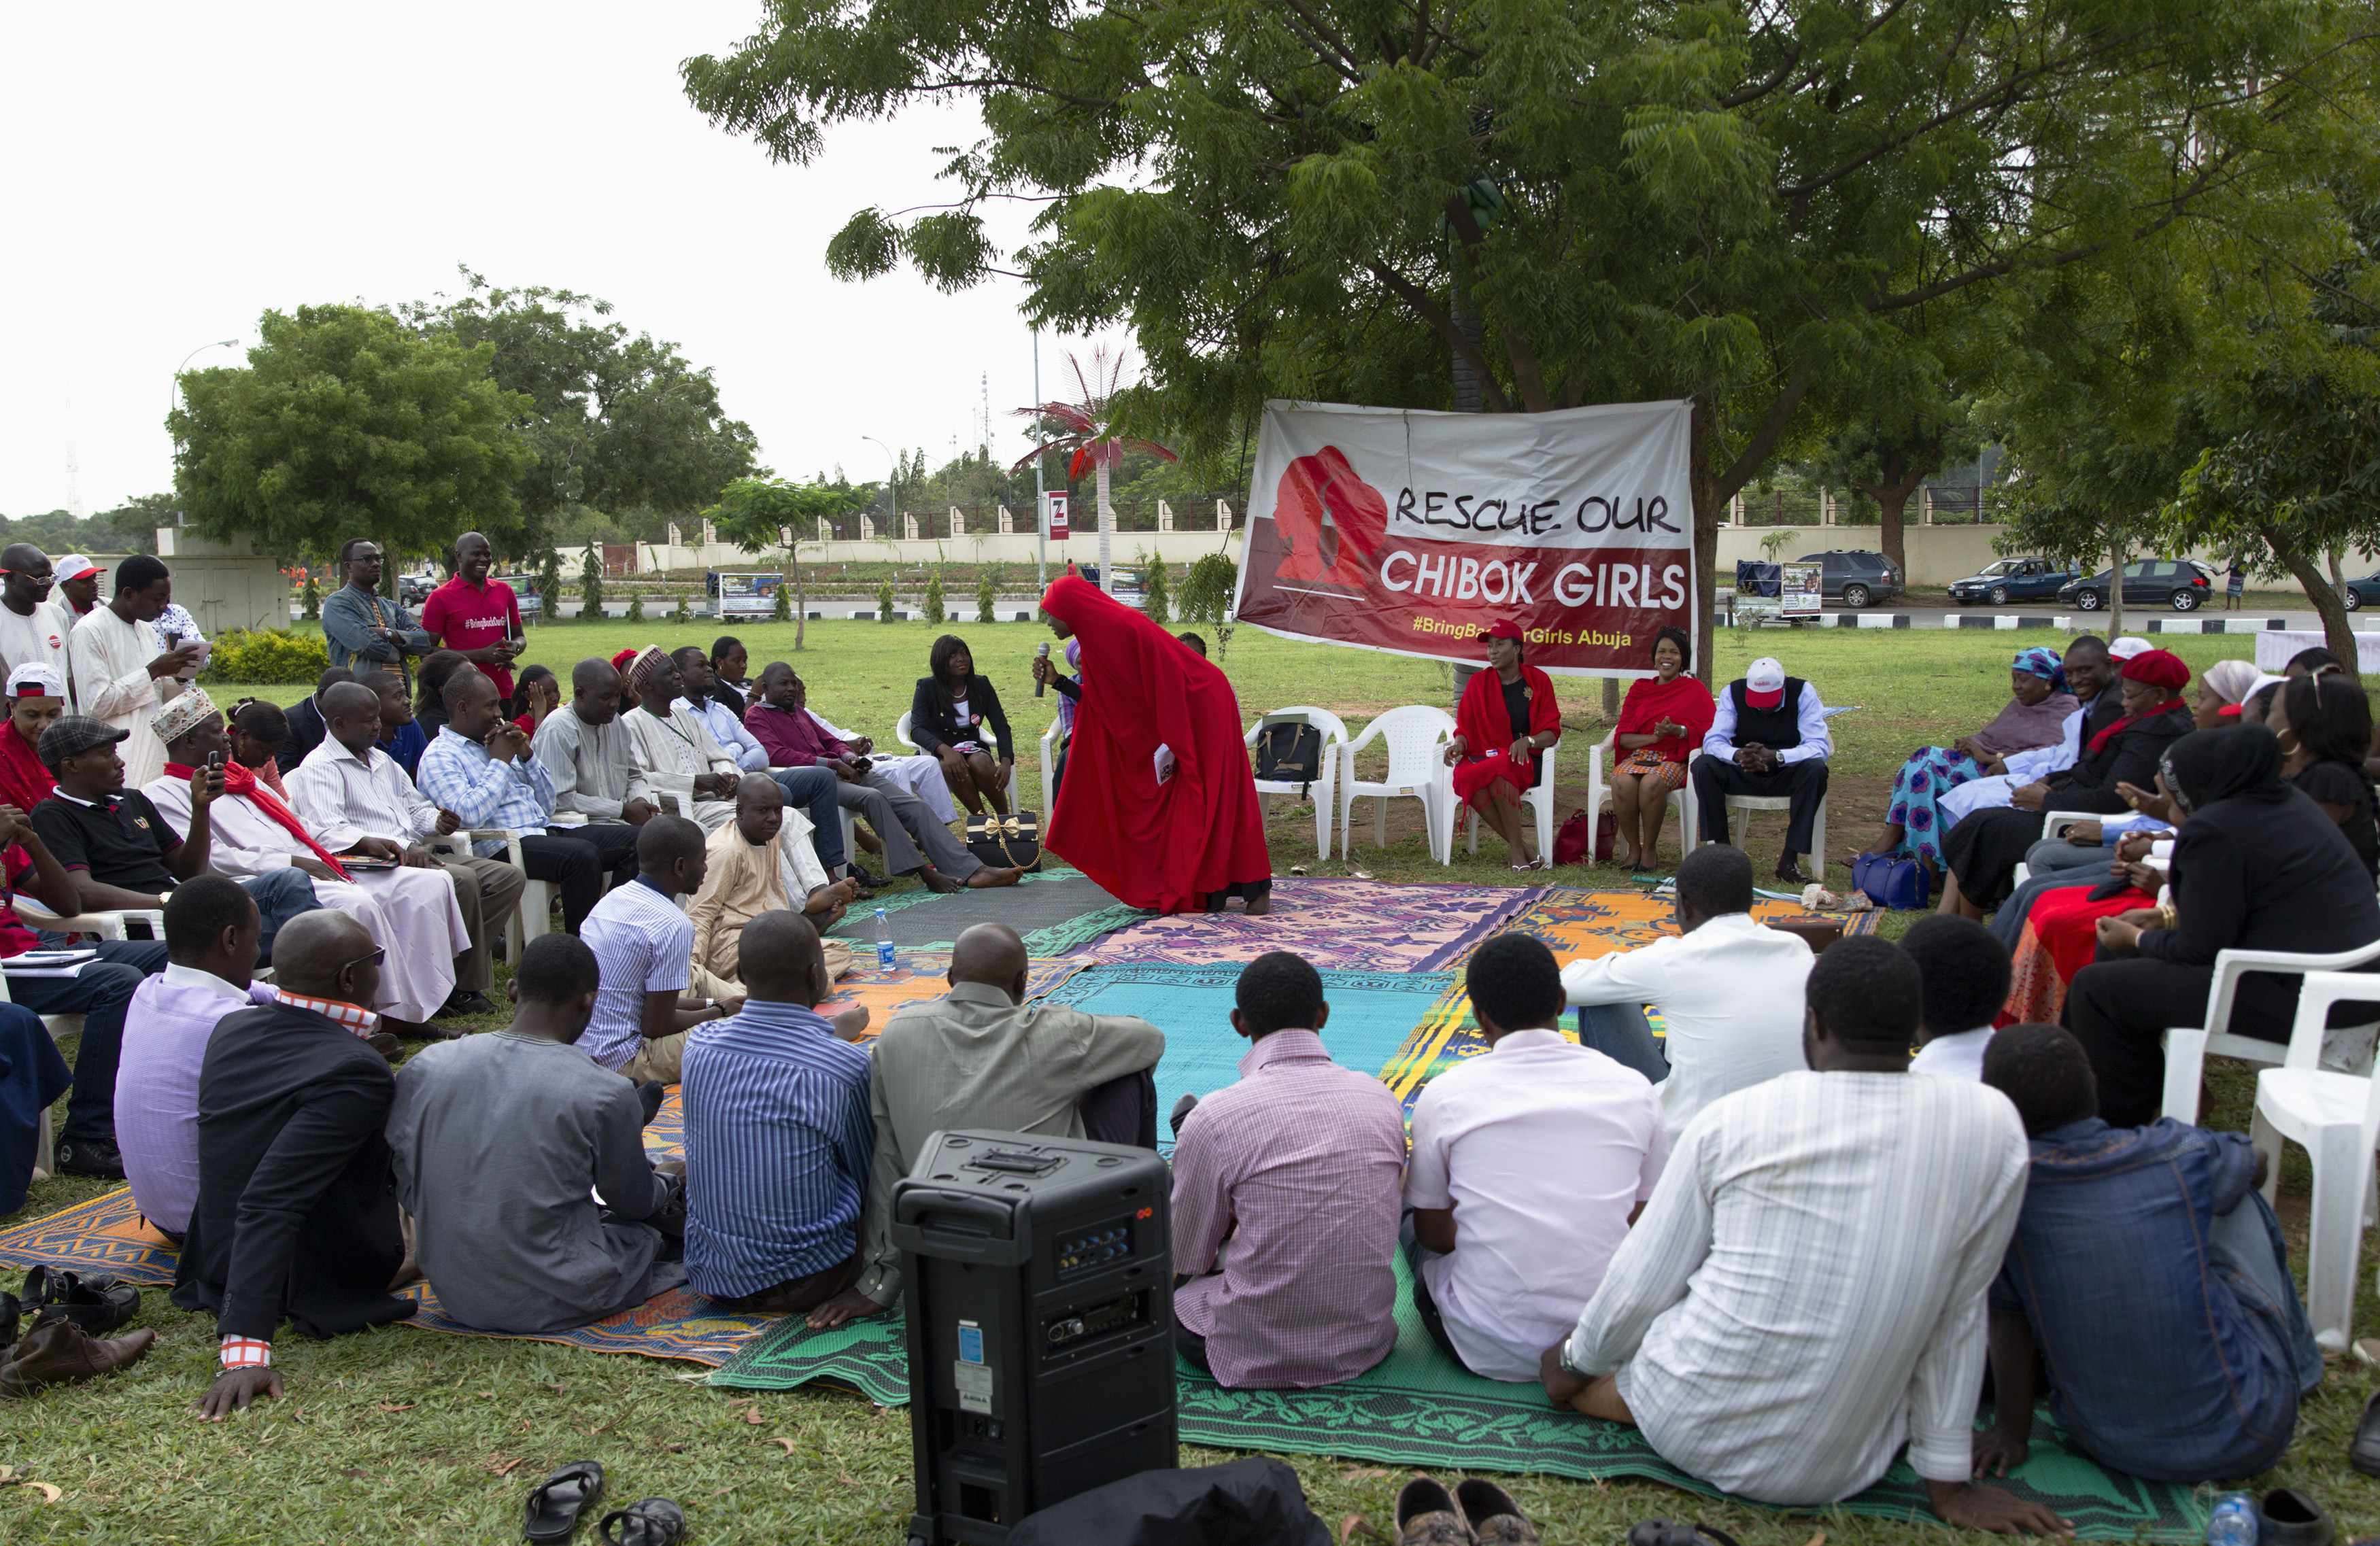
1716, 361, 1817, 501
1367, 261, 1514, 411
1272, 0, 1366, 82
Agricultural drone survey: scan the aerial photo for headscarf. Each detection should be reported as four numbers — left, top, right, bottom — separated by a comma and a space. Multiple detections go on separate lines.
2202, 659, 2260, 706
2160, 725, 2284, 817
2012, 646, 2066, 693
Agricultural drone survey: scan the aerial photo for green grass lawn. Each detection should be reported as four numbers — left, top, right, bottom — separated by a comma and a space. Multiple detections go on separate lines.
8, 619, 2378, 1543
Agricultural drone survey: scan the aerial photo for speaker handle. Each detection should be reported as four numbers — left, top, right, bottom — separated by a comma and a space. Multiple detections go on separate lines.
894, 1190, 1020, 1256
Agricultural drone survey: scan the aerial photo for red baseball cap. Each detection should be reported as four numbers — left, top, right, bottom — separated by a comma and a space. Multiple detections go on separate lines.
1744, 657, 1787, 710
1478, 621, 1525, 643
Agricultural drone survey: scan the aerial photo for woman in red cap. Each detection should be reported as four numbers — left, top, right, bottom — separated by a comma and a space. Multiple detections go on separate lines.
1037, 575, 1271, 913
1938, 647, 2194, 918
1443, 621, 1564, 870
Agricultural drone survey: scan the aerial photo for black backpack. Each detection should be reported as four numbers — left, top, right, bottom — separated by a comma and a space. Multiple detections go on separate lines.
1252, 717, 1324, 795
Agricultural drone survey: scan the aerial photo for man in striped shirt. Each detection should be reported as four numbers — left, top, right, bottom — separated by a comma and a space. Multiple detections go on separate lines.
681, 910, 874, 1312
1544, 937, 2067, 1535
578, 817, 737, 1085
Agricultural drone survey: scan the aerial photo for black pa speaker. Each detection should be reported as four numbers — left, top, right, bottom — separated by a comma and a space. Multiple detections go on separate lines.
897, 1130, 1177, 1545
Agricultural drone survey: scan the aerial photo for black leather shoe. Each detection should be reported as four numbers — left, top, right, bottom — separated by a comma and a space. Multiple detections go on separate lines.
1395, 1477, 1472, 1545
1169, 1094, 1200, 1137
22, 1266, 140, 1335
52, 1137, 124, 1180
2260, 1488, 2337, 1546
2351, 1390, 2380, 1477
0, 1290, 19, 1353
439, 990, 498, 1018
1774, 857, 1811, 886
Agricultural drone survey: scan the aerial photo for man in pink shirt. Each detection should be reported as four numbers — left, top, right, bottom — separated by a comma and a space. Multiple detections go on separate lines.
418, 532, 523, 700
1170, 951, 1407, 1388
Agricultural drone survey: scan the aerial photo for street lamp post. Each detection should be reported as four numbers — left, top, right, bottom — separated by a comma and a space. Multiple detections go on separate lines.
861, 434, 899, 540
169, 339, 240, 526
1032, 328, 1047, 594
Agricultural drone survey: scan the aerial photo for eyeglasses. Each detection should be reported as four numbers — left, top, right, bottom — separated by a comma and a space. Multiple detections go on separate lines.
339, 946, 388, 974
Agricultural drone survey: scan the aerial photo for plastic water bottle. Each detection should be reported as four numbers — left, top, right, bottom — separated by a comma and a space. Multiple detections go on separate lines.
2206, 1492, 2258, 1546
874, 907, 896, 972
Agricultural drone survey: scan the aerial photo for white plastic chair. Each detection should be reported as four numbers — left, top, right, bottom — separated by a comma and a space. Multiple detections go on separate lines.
1038, 719, 1064, 812
1340, 706, 1457, 865
2249, 969, 2380, 1350
896, 710, 1017, 800
1719, 791, 1829, 873
0, 956, 80, 1185
1245, 707, 1348, 857
432, 829, 554, 959
1465, 738, 1560, 861
1583, 732, 1696, 863
2161, 935, 2380, 1124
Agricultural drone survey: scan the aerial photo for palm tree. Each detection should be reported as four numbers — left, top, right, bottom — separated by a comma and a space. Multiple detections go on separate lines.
1012, 345, 1176, 594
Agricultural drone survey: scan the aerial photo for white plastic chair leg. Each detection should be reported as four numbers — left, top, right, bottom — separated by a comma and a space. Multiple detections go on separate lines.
2161, 1028, 2211, 1124
2251, 1106, 2283, 1207
2306, 1123, 2370, 1351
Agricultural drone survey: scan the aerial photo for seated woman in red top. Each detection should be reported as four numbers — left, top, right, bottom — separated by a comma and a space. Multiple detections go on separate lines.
1442, 622, 1564, 871
1038, 576, 1272, 914
0, 664, 65, 813
1607, 627, 1716, 871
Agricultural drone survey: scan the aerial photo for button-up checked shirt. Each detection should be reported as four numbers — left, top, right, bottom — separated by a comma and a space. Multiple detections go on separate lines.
418, 727, 558, 857
681, 999, 874, 1299
676, 696, 768, 771
1170, 1028, 1408, 1389
286, 738, 441, 852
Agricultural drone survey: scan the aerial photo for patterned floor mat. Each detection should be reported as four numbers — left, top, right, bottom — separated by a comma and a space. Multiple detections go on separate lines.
707, 1254, 2207, 1542
826, 865, 1143, 956
1078, 876, 1542, 972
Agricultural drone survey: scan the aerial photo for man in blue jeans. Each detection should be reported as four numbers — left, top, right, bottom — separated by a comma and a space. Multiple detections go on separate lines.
1975, 1022, 2320, 1483
24, 717, 320, 1177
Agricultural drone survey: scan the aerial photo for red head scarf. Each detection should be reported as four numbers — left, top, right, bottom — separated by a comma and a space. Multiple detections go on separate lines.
2086, 649, 2192, 755
1038, 576, 1270, 913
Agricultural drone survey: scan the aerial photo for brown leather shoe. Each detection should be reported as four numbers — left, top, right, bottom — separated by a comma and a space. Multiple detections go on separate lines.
1396, 1477, 1474, 1545
0, 1311, 157, 1396
1456, 1479, 1540, 1545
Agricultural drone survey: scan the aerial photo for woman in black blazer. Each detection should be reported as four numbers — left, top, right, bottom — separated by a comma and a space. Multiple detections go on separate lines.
2065, 723, 2380, 1125
909, 634, 1015, 817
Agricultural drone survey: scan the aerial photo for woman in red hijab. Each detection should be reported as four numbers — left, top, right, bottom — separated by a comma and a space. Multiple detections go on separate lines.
1038, 575, 1272, 913
0, 664, 64, 814
1444, 622, 1564, 870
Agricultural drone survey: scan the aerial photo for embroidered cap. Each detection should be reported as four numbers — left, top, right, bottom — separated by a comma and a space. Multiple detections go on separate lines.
37, 715, 128, 771
152, 685, 222, 746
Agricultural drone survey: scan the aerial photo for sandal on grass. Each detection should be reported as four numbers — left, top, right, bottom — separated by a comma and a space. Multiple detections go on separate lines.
523, 1461, 605, 1543
600, 1498, 687, 1546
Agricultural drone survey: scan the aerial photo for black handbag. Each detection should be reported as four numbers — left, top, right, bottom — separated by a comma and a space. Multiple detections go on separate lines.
967, 809, 1043, 872
1253, 717, 1324, 795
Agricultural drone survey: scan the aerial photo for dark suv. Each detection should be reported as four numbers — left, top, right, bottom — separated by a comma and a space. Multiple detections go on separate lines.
2054, 559, 2215, 613
1793, 550, 1903, 608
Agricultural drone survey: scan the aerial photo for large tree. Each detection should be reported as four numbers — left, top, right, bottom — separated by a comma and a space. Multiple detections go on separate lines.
704, 475, 874, 650
685, 0, 2362, 667
169, 305, 534, 571
400, 269, 761, 557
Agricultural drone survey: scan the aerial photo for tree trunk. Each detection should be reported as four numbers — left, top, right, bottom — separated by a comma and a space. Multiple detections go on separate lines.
794, 551, 807, 652
1450, 275, 1486, 415
2329, 543, 2347, 596
1690, 404, 1722, 685
1863, 461, 1928, 576
2264, 523, 2359, 664
2107, 536, 2126, 645
1096, 457, 1114, 595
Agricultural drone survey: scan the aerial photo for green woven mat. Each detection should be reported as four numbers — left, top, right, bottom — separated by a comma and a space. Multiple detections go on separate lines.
828, 863, 1144, 956
709, 1259, 2207, 1540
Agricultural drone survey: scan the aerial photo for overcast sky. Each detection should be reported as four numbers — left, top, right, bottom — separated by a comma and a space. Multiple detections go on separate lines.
0, 1, 1088, 519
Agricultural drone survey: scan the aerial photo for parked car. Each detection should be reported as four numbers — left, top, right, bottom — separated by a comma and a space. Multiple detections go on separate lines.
2054, 559, 2214, 613
398, 572, 435, 606
1946, 557, 2077, 606
494, 576, 543, 618
1792, 549, 1903, 608
2342, 573, 2380, 611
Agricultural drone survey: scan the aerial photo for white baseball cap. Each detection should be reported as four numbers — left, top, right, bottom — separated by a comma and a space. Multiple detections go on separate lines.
2107, 636, 2152, 660
1745, 657, 1786, 707
5, 663, 65, 700
54, 554, 100, 583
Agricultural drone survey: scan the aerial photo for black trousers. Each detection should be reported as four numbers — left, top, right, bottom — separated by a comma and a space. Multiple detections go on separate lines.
1078, 1067, 1158, 1150
1690, 755, 1830, 856
520, 822, 641, 934
1400, 1224, 1474, 1373
2064, 955, 2380, 1127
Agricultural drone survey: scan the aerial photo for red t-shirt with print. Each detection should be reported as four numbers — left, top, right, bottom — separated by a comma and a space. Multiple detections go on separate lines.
420, 577, 524, 697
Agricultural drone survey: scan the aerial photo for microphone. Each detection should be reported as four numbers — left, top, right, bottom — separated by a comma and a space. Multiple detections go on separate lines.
1033, 640, 1051, 697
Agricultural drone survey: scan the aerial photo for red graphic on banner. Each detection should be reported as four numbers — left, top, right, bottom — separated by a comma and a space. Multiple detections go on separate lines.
1271, 447, 1387, 587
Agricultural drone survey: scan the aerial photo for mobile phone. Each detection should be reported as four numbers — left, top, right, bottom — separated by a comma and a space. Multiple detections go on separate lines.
206, 752, 223, 772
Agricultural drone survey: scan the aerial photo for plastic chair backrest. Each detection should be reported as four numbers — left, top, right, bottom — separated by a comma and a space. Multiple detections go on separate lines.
1363, 706, 1456, 785
1246, 706, 1350, 751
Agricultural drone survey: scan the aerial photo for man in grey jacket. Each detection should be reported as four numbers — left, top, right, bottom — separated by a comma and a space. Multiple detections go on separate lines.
319, 541, 435, 690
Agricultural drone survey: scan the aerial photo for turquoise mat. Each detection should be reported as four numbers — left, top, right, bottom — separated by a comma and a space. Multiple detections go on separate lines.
1034, 962, 1457, 1141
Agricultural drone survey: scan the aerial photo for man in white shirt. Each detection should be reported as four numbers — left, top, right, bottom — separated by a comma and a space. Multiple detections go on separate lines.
68, 555, 203, 789
1689, 655, 1833, 883
1561, 845, 1812, 1138
1900, 915, 2010, 1080
1406, 933, 1664, 1381
141, 687, 468, 1028
287, 682, 525, 1016
668, 646, 768, 771
1541, 937, 2062, 1534
0, 545, 73, 697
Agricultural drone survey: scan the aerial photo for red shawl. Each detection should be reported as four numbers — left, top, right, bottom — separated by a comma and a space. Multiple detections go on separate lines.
1455, 664, 1564, 779
2085, 695, 2188, 757
1039, 576, 1270, 913
0, 725, 54, 814
165, 760, 350, 881
1614, 674, 1716, 765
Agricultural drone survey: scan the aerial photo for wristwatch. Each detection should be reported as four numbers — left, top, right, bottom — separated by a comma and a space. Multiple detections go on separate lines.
1557, 1336, 1585, 1378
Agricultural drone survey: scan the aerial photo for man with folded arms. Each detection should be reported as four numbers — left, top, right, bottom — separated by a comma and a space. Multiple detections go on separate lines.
288, 681, 524, 1017
140, 687, 468, 1029
804, 921, 1163, 1331
175, 912, 415, 1419
743, 661, 1015, 894
1542, 938, 2062, 1534
114, 876, 264, 1237
420, 668, 640, 935
388, 934, 684, 1334
534, 657, 662, 827
681, 911, 874, 1313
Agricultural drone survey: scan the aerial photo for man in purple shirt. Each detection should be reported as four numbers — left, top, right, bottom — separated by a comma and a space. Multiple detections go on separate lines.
743, 662, 1012, 893
114, 876, 265, 1239
1170, 951, 1407, 1388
